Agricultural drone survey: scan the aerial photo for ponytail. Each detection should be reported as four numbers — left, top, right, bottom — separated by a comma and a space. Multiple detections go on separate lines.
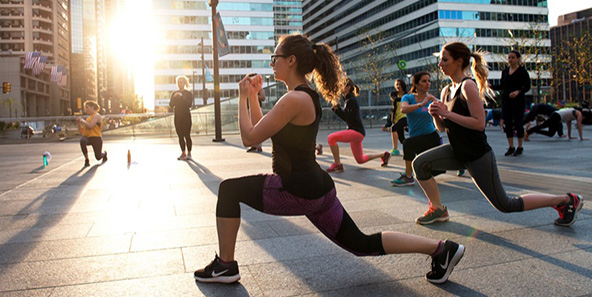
312, 43, 346, 105
470, 51, 494, 102
277, 34, 346, 106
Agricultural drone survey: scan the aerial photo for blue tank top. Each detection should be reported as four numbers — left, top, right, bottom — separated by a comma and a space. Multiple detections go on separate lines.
271, 85, 334, 199
443, 78, 491, 162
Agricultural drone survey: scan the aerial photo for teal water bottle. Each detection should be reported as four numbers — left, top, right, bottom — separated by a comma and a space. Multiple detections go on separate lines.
43, 154, 48, 167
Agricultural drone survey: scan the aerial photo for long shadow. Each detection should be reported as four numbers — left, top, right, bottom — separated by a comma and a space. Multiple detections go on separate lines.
0, 165, 99, 268
424, 221, 592, 279
185, 156, 483, 297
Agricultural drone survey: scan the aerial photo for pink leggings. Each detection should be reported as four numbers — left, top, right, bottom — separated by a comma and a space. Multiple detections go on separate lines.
327, 130, 369, 164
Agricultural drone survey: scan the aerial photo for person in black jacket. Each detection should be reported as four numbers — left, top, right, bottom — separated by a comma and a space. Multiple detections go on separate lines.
169, 75, 193, 160
326, 78, 390, 172
490, 50, 531, 156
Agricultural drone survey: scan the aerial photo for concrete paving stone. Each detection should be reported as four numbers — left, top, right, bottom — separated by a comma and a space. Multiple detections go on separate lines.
0, 234, 132, 264
0, 249, 184, 292
0, 288, 53, 297
0, 222, 93, 245
45, 272, 262, 297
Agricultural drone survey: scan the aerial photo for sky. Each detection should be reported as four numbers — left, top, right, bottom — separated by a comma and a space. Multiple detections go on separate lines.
547, 0, 591, 27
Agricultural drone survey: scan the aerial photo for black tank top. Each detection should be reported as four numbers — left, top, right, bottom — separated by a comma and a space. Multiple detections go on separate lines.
443, 78, 492, 162
271, 85, 334, 198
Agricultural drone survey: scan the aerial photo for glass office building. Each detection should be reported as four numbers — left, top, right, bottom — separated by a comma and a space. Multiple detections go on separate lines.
303, 0, 550, 105
152, 0, 275, 108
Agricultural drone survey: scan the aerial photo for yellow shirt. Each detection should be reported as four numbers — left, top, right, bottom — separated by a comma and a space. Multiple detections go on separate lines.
82, 114, 102, 137
393, 101, 406, 123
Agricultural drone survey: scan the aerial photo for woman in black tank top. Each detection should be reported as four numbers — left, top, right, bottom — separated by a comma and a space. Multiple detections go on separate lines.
412, 42, 582, 231
194, 34, 465, 285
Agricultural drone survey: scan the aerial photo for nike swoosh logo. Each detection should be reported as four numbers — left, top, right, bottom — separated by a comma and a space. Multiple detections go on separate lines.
440, 252, 450, 270
212, 269, 229, 277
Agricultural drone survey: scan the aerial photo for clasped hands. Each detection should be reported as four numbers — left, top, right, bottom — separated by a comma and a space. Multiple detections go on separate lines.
239, 73, 263, 101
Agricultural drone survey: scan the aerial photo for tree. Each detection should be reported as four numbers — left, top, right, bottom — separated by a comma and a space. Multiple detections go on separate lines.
556, 30, 592, 107
1, 97, 20, 121
358, 30, 393, 105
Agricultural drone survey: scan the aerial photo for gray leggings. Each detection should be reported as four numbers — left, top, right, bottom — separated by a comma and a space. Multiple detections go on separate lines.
412, 144, 524, 213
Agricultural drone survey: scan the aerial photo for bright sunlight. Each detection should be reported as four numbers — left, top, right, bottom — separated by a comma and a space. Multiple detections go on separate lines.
108, 0, 161, 111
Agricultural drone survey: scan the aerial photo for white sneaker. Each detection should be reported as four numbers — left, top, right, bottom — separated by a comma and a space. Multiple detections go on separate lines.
177, 154, 188, 160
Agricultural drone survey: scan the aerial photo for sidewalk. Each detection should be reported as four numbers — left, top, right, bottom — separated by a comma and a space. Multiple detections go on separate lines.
0, 126, 590, 296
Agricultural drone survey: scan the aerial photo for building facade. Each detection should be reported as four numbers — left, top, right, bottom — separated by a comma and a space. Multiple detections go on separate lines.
70, 0, 108, 114
303, 0, 550, 106
550, 7, 592, 106
152, 0, 275, 109
0, 0, 71, 118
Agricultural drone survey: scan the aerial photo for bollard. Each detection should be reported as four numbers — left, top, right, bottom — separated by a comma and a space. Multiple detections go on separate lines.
127, 149, 131, 164
43, 151, 51, 167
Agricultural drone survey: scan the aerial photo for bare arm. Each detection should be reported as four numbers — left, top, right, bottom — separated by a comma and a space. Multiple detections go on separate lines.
429, 87, 449, 132
400, 94, 434, 114
430, 80, 485, 131
78, 113, 102, 129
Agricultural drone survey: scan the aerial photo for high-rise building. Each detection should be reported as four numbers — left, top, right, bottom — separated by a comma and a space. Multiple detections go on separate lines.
0, 0, 71, 117
152, 0, 275, 110
274, 0, 302, 39
303, 0, 550, 106
550, 7, 592, 105
70, 0, 108, 113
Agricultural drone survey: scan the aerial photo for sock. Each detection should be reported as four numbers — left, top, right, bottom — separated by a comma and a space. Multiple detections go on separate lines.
430, 240, 445, 257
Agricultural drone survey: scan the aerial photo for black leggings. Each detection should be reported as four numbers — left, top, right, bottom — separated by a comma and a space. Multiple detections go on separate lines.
502, 100, 525, 138
80, 137, 104, 160
216, 174, 386, 256
527, 113, 563, 137
391, 117, 407, 144
413, 144, 524, 213
175, 118, 192, 152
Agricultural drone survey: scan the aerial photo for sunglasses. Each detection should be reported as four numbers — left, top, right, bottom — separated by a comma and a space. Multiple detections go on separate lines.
271, 54, 290, 64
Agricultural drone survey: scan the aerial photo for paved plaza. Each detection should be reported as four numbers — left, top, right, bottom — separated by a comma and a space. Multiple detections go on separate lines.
0, 126, 591, 297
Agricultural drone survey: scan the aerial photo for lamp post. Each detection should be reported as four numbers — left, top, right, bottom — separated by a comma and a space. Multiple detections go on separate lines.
192, 71, 196, 108
209, 0, 224, 142
198, 37, 207, 105
265, 74, 270, 100
406, 73, 412, 86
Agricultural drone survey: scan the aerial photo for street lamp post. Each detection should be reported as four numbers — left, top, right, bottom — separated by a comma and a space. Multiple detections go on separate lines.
265, 75, 270, 103
192, 71, 196, 108
406, 73, 412, 86
209, 0, 224, 142
198, 37, 207, 106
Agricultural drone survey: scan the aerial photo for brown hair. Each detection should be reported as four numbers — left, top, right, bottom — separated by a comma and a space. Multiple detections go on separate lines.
442, 42, 493, 102
277, 34, 346, 105
409, 71, 430, 94
84, 100, 100, 111
344, 78, 360, 97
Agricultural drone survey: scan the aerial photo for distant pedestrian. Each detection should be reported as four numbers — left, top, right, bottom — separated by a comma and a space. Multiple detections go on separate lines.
383, 79, 408, 156
526, 108, 588, 141
490, 50, 531, 156
194, 34, 465, 285
522, 103, 558, 141
412, 42, 583, 228
170, 75, 193, 160
77, 100, 107, 167
326, 78, 390, 172
391, 71, 442, 187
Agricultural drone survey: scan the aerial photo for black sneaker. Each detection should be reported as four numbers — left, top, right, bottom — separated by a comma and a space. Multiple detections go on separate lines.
425, 240, 465, 284
512, 147, 523, 156
101, 151, 108, 164
194, 254, 241, 284
504, 147, 515, 156
84, 159, 90, 167
553, 193, 583, 227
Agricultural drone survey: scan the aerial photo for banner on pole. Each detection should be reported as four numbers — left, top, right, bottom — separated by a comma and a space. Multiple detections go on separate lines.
214, 12, 230, 57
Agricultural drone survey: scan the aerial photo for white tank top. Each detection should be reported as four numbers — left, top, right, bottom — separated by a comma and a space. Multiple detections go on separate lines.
556, 108, 576, 122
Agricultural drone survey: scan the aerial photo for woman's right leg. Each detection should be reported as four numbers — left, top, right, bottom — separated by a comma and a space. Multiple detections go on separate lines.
80, 137, 89, 159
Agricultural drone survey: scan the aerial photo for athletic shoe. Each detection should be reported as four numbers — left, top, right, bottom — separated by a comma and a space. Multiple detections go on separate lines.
504, 147, 515, 156
553, 193, 583, 226
84, 159, 90, 167
425, 240, 465, 284
316, 144, 323, 155
177, 154, 188, 160
380, 151, 391, 167
326, 163, 344, 173
416, 206, 449, 225
390, 148, 400, 156
194, 254, 241, 284
187, 153, 192, 159
101, 151, 108, 164
512, 147, 523, 156
246, 146, 262, 153
391, 173, 414, 187
457, 169, 465, 177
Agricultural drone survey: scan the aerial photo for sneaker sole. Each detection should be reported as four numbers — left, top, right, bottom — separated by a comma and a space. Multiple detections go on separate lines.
327, 169, 344, 173
426, 244, 465, 284
416, 215, 449, 225
554, 195, 583, 227
381, 154, 391, 167
194, 274, 241, 284
391, 182, 414, 187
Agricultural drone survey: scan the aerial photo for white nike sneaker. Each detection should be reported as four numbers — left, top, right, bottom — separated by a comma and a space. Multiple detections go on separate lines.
194, 254, 241, 283
425, 240, 465, 284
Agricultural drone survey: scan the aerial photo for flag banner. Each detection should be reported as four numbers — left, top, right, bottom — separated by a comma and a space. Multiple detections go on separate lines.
58, 74, 68, 86
24, 52, 40, 69
214, 12, 230, 57
51, 66, 58, 81
33, 56, 48, 75
205, 65, 214, 82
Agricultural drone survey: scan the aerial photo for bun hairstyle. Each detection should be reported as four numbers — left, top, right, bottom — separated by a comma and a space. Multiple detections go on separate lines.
345, 78, 360, 97
409, 71, 430, 94
84, 100, 100, 111
510, 50, 521, 59
277, 34, 346, 105
442, 42, 494, 102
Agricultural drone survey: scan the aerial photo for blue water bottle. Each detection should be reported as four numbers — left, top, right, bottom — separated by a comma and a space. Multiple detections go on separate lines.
43, 154, 48, 167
